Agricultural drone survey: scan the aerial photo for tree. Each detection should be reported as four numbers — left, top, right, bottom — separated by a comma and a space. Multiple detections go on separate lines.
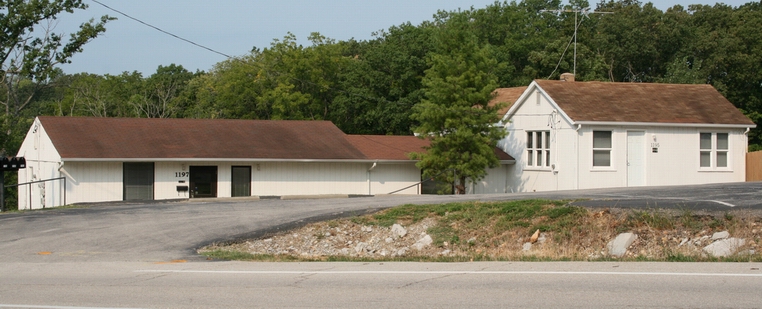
0, 1, 111, 211
410, 15, 506, 194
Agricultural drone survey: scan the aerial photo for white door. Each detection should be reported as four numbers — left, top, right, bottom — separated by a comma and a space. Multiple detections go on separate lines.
627, 131, 645, 186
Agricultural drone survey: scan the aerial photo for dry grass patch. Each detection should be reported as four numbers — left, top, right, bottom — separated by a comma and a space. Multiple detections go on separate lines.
200, 200, 762, 262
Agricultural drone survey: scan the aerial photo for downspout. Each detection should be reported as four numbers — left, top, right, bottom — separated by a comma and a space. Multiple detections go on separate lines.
57, 162, 75, 182
744, 128, 751, 153
367, 161, 377, 195
575, 124, 582, 190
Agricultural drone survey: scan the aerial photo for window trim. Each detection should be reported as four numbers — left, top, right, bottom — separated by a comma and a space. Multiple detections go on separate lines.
592, 130, 613, 169
699, 132, 732, 171
526, 130, 551, 170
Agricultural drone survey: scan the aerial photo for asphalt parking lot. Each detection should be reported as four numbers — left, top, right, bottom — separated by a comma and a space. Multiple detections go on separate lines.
0, 182, 760, 263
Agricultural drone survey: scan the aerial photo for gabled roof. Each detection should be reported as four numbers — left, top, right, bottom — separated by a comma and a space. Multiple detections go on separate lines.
490, 86, 527, 116
38, 116, 367, 160
529, 80, 755, 126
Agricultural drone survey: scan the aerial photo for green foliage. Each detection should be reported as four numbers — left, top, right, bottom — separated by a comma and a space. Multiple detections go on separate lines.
1, 0, 113, 154
410, 14, 507, 193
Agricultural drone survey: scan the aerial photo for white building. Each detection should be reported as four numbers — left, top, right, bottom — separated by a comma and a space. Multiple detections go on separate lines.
496, 78, 757, 192
15, 116, 515, 209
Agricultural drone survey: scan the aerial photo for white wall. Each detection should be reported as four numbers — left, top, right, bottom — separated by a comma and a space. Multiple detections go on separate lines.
500, 88, 576, 192
500, 87, 749, 193
16, 118, 66, 209
156, 161, 422, 198
369, 163, 421, 195
576, 126, 747, 189
470, 165, 511, 194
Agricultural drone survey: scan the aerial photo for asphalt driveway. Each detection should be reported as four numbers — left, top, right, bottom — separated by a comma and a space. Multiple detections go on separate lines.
1, 182, 760, 263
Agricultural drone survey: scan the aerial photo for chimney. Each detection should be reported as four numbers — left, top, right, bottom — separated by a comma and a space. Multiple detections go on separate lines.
560, 73, 575, 82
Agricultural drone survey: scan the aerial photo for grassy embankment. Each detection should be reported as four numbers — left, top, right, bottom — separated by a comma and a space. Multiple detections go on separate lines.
202, 199, 762, 262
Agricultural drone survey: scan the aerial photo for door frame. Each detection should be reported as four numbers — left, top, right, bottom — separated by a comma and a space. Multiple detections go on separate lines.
231, 165, 252, 197
189, 166, 218, 198
123, 162, 155, 201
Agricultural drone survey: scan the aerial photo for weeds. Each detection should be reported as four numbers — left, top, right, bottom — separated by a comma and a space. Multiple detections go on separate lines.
204, 199, 762, 262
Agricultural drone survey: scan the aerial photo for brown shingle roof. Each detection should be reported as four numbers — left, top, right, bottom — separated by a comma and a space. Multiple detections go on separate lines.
344, 135, 428, 160
39, 116, 367, 160
534, 80, 755, 125
345, 135, 515, 162
38, 116, 517, 163
490, 86, 527, 116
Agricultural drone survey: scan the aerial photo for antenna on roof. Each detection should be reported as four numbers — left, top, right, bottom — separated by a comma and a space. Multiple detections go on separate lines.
540, 7, 614, 78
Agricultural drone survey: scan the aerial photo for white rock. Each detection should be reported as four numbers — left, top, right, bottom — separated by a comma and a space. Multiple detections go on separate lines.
441, 249, 451, 255
385, 237, 393, 243
522, 242, 532, 252
712, 231, 730, 240
467, 237, 477, 244
391, 224, 407, 238
354, 242, 366, 254
703, 238, 746, 257
537, 233, 547, 244
607, 233, 638, 257
340, 248, 350, 255
679, 238, 689, 247
396, 248, 408, 256
413, 235, 433, 250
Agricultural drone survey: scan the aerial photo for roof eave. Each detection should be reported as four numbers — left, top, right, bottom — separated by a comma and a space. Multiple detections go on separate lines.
573, 121, 756, 129
60, 158, 421, 164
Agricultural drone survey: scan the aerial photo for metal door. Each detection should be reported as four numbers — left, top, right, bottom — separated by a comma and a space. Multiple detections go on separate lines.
231, 166, 251, 197
124, 162, 155, 200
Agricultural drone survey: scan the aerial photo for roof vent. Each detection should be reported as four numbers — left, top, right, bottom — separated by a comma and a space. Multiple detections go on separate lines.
560, 73, 575, 82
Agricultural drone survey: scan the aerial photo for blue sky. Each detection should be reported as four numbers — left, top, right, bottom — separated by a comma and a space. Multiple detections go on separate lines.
54, 0, 753, 76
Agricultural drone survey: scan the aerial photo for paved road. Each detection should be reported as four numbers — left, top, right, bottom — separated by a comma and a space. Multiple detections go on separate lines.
0, 182, 761, 308
1, 261, 761, 308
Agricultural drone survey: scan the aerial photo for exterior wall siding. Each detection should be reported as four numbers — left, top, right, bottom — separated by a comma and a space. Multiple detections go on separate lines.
17, 119, 65, 209
22, 160, 424, 208
369, 163, 421, 195
252, 162, 367, 196
501, 85, 749, 192
500, 88, 576, 192
470, 165, 510, 194
63, 161, 123, 204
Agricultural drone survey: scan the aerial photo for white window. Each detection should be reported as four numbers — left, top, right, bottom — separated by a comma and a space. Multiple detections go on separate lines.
593, 131, 612, 167
700, 132, 729, 169
527, 131, 551, 168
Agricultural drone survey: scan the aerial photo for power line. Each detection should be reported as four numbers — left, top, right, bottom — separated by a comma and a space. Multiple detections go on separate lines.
87, 1, 414, 112
541, 7, 614, 77
90, 0, 232, 59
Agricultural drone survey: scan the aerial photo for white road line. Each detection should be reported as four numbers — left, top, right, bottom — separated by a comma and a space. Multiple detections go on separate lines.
135, 270, 762, 277
706, 200, 736, 207
0, 305, 144, 309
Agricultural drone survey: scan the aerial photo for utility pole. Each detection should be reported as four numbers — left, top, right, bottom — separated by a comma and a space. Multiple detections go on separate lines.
540, 8, 613, 76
